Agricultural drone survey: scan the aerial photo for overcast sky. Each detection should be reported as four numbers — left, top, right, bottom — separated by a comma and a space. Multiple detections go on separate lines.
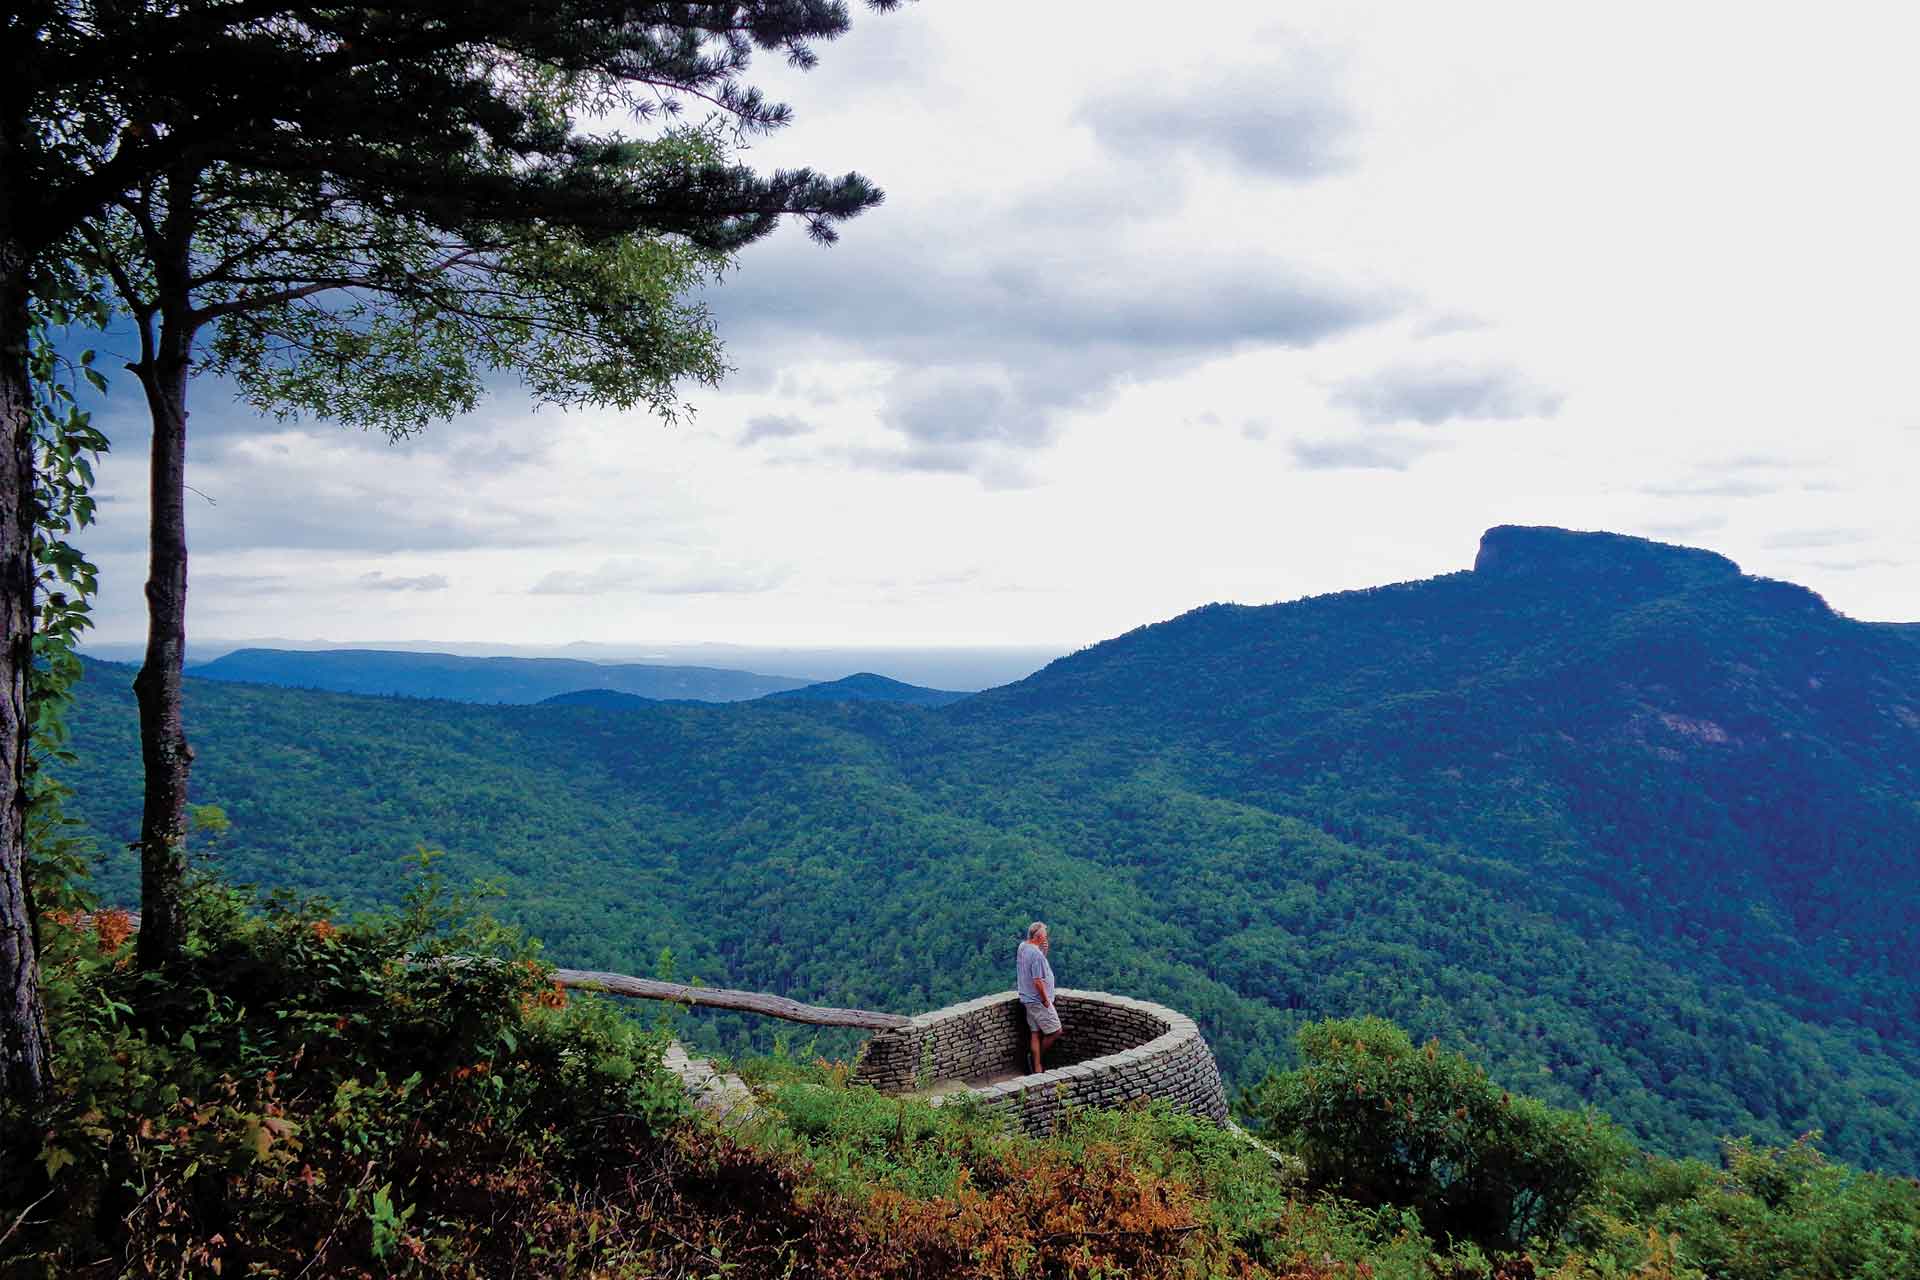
75, 0, 1920, 652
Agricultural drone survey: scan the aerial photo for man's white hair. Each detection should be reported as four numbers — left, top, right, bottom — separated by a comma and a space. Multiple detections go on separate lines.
1027, 920, 1047, 939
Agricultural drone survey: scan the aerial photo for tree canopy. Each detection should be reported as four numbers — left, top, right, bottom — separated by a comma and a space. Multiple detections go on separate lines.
2, 0, 906, 1102
54, 528, 1920, 1174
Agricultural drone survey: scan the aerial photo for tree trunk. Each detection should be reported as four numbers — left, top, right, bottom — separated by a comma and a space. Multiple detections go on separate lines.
0, 231, 50, 1111
131, 315, 195, 973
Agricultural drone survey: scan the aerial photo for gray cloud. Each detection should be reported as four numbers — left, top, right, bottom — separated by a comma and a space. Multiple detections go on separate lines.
740, 413, 819, 445
1003, 167, 1194, 235
528, 558, 788, 596
1076, 59, 1355, 181
1804, 556, 1907, 572
93, 360, 552, 459
191, 479, 563, 554
359, 571, 451, 592
705, 223, 1394, 481
84, 380, 255, 453
1642, 476, 1783, 499
1330, 363, 1564, 426
444, 438, 547, 476
839, 443, 975, 476
879, 373, 1030, 447
1762, 527, 1869, 550
769, 373, 845, 406
712, 238, 1384, 360
87, 422, 575, 556
88, 491, 558, 556
1290, 435, 1439, 471
194, 572, 295, 595
829, 443, 1041, 490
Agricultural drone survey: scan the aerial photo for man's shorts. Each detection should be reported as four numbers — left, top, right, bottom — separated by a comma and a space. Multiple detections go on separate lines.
1023, 1000, 1062, 1035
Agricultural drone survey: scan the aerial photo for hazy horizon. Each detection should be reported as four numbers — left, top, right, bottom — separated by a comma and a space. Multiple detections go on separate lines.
78, 636, 1067, 691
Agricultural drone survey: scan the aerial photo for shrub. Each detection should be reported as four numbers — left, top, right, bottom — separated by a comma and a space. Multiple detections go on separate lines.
1648, 1135, 1920, 1280
1245, 1016, 1630, 1251
5, 858, 689, 1275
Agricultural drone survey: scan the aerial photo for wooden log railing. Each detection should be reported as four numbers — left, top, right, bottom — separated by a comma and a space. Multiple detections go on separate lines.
71, 912, 908, 1032
549, 969, 909, 1031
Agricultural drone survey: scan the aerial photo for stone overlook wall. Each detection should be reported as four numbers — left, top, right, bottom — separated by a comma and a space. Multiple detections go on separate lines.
853, 988, 1228, 1135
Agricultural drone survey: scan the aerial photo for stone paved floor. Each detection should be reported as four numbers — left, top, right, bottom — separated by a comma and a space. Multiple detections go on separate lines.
663, 1041, 756, 1126
911, 1068, 1024, 1100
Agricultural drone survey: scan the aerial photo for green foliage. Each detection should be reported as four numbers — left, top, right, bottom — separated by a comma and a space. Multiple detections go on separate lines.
171, 133, 736, 442
1246, 1017, 1632, 1251
23, 271, 112, 921
1639, 1136, 1920, 1280
10, 886, 1920, 1278
53, 527, 1920, 1176
760, 1081, 990, 1200
56, 641, 1920, 1176
744, 1083, 1296, 1277
7, 858, 687, 1274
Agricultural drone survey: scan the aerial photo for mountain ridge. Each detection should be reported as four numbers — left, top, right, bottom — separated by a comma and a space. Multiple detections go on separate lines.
57, 527, 1920, 1172
762, 672, 970, 707
189, 646, 811, 704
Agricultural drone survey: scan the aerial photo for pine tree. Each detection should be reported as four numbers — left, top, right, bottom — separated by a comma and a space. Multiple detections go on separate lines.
2, 0, 902, 1106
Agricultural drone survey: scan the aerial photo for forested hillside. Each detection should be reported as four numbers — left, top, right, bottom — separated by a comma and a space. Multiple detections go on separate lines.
60, 527, 1920, 1173
764, 672, 971, 706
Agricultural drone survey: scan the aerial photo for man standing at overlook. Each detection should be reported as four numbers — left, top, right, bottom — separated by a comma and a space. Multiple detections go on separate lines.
1017, 921, 1063, 1074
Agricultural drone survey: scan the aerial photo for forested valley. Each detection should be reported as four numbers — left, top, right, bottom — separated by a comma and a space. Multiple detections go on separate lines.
59, 525, 1920, 1175
15, 0, 1920, 1272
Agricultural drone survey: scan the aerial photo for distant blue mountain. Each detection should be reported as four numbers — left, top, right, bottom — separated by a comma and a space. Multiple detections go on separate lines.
762, 672, 970, 707
188, 647, 809, 704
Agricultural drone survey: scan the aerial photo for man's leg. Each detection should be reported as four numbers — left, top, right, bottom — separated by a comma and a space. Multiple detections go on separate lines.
1036, 1029, 1061, 1072
1027, 1005, 1064, 1073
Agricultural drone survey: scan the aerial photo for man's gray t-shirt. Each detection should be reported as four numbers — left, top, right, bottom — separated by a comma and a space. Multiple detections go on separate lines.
1016, 940, 1055, 1007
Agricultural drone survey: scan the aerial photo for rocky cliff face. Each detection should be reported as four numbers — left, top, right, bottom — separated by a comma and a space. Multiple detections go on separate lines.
1474, 523, 1740, 586
1472, 524, 1831, 616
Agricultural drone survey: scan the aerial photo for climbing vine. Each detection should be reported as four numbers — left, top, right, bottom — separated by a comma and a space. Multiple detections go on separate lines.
25, 255, 112, 916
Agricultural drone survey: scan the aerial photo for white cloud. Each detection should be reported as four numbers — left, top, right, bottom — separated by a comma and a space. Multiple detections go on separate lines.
72, 0, 1920, 645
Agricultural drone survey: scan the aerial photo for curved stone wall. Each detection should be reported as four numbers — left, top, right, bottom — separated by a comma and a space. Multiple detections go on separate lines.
852, 988, 1228, 1135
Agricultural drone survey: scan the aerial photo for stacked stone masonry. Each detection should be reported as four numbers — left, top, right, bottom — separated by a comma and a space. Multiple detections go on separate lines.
852, 988, 1228, 1136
